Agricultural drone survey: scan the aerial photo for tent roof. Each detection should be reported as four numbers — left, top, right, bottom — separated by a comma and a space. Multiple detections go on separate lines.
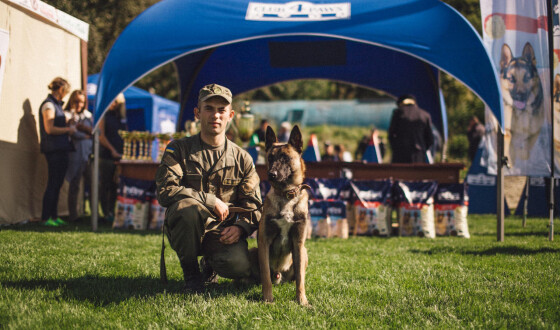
94, 0, 503, 132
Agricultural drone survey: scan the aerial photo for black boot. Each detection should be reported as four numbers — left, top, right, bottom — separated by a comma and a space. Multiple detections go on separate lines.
200, 257, 218, 284
180, 260, 204, 293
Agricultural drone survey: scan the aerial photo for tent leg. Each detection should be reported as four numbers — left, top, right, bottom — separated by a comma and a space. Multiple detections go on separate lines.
92, 130, 99, 232
549, 178, 554, 241
522, 176, 529, 228
497, 129, 505, 242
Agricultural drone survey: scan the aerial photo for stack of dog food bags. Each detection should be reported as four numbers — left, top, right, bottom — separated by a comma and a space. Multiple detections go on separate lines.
347, 180, 393, 236
434, 183, 470, 238
113, 177, 152, 230
148, 193, 166, 230
393, 180, 438, 238
305, 178, 349, 238
309, 200, 330, 237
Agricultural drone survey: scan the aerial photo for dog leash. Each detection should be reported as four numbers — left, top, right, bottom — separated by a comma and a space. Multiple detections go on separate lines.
159, 204, 263, 284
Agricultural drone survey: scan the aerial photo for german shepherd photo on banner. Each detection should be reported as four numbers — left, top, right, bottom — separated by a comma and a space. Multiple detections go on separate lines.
553, 73, 560, 172
500, 42, 547, 168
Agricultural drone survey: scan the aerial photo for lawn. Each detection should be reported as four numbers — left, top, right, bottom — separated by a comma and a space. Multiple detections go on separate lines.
1, 215, 559, 329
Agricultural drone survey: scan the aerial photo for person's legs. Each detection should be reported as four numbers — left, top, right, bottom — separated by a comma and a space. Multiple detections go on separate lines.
165, 198, 212, 291
98, 158, 115, 218
41, 151, 69, 221
201, 228, 253, 280
67, 161, 86, 222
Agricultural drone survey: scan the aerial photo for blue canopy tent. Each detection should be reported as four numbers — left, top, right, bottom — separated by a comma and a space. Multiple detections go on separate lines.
89, 0, 506, 231
87, 74, 179, 134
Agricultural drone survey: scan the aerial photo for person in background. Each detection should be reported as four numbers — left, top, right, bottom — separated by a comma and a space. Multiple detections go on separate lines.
335, 144, 352, 162
388, 94, 434, 163
278, 121, 291, 143
98, 93, 127, 222
322, 141, 337, 161
39, 77, 76, 226
64, 90, 93, 222
467, 115, 485, 161
253, 119, 269, 143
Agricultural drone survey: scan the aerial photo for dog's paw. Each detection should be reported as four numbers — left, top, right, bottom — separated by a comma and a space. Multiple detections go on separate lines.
297, 295, 309, 306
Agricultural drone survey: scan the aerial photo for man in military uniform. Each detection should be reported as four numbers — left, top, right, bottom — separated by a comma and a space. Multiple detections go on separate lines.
156, 84, 262, 292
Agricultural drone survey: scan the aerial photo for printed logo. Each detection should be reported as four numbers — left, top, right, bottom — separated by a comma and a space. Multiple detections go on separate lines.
466, 173, 496, 186
246, 1, 351, 21
438, 191, 461, 201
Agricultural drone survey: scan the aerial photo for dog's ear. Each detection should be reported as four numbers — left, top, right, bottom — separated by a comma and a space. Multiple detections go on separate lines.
500, 43, 512, 73
287, 125, 303, 154
265, 126, 277, 152
522, 42, 536, 67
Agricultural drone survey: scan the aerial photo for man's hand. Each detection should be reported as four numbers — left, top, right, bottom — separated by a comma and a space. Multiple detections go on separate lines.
220, 226, 243, 245
213, 198, 229, 222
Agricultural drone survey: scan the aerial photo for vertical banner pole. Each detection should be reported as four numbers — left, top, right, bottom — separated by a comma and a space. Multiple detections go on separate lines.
523, 176, 529, 227
92, 130, 99, 232
547, 0, 555, 241
497, 128, 505, 242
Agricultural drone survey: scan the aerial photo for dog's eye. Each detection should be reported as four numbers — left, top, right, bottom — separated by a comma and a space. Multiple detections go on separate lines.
523, 74, 531, 83
507, 75, 516, 83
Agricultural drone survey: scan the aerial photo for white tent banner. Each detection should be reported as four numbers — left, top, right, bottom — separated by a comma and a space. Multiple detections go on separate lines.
0, 29, 8, 103
480, 0, 552, 176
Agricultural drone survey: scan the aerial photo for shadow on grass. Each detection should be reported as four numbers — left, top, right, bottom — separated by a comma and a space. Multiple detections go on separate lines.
2, 275, 259, 305
410, 245, 560, 256
0, 220, 160, 236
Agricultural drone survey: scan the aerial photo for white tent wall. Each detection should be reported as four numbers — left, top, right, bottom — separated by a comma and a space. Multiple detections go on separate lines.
0, 0, 84, 224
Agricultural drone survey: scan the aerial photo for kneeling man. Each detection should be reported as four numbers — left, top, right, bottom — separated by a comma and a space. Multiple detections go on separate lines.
156, 84, 261, 292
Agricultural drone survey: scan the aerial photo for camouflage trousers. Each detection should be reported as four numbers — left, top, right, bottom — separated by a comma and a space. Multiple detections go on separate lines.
164, 198, 253, 279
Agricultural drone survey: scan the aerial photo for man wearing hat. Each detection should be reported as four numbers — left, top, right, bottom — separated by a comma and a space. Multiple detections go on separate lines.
388, 94, 434, 163
156, 84, 262, 292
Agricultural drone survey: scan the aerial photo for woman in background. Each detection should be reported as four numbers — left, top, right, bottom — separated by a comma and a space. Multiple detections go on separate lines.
64, 90, 93, 222
39, 77, 76, 226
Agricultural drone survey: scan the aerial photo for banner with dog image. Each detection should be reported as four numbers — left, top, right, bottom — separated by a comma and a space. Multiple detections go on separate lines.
480, 0, 552, 176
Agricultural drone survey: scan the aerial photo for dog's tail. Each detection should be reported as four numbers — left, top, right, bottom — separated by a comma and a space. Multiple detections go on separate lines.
160, 224, 168, 284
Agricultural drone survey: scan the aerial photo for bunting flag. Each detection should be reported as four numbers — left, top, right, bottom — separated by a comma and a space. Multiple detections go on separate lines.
480, 0, 552, 176
362, 130, 382, 163
302, 133, 321, 162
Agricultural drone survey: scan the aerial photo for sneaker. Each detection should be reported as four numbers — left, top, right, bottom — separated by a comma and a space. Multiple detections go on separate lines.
54, 218, 67, 226
200, 257, 218, 284
43, 218, 59, 227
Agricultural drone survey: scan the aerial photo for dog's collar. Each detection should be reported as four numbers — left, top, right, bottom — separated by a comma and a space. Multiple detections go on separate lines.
283, 184, 312, 200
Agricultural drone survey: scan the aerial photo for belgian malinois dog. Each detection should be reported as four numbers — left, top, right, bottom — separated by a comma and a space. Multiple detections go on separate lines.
258, 125, 310, 306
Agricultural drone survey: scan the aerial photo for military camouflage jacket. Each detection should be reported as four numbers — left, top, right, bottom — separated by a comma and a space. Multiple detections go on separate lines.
155, 134, 262, 236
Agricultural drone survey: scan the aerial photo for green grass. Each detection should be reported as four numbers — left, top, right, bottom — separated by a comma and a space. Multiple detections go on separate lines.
1, 216, 559, 329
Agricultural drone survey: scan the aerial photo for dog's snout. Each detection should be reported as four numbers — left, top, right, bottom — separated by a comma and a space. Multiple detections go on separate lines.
268, 171, 277, 180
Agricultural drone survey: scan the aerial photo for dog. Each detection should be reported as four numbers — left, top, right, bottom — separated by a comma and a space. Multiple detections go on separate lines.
258, 125, 310, 305
500, 42, 545, 165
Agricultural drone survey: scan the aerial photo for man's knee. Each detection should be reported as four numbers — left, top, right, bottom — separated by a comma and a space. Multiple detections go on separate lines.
202, 232, 252, 279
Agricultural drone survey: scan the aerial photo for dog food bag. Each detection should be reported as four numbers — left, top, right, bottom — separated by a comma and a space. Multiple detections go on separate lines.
305, 177, 349, 200
348, 180, 392, 236
149, 198, 166, 230
434, 183, 470, 238
114, 177, 152, 230
393, 181, 438, 238
326, 200, 348, 239
309, 200, 328, 237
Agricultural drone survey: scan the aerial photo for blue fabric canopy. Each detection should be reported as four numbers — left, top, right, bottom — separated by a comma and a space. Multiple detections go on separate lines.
88, 74, 179, 133
94, 0, 503, 135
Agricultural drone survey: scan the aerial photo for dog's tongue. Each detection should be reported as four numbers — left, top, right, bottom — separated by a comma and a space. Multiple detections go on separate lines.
514, 100, 526, 109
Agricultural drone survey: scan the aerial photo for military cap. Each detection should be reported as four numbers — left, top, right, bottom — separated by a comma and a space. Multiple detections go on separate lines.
198, 84, 232, 104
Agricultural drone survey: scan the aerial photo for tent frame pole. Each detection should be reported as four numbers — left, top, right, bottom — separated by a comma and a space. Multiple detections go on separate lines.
547, 0, 555, 241
91, 130, 99, 232
497, 128, 505, 242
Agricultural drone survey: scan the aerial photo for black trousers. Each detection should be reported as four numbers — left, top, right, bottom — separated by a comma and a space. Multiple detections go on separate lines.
42, 151, 69, 221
